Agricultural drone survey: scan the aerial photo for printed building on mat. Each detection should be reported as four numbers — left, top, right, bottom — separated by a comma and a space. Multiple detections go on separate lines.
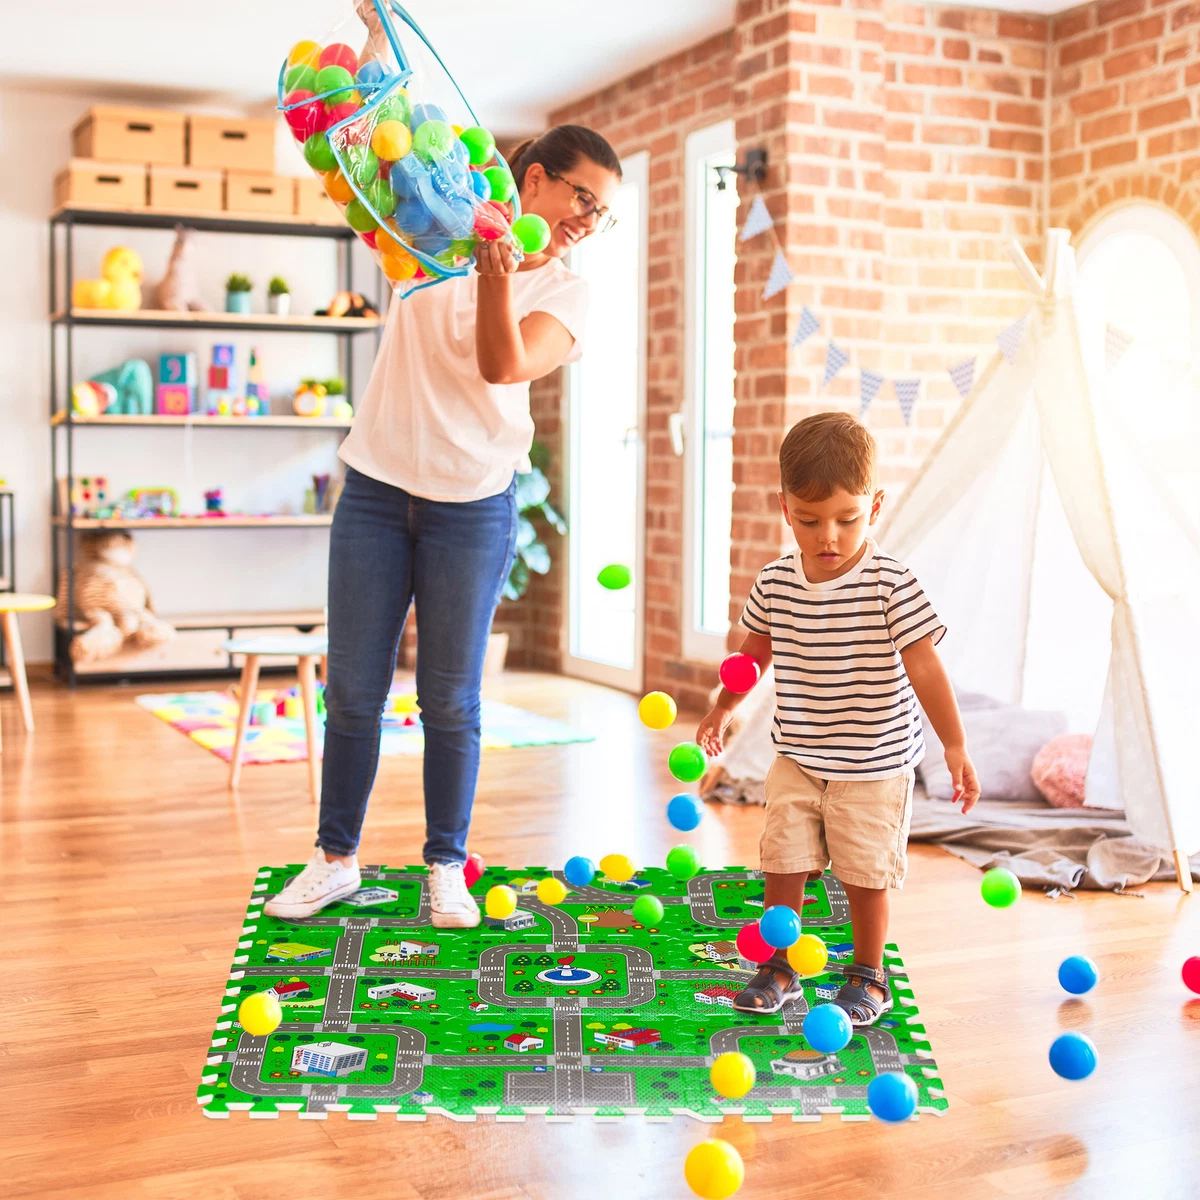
504, 1033, 543, 1053
266, 980, 312, 1001
265, 942, 330, 963
593, 1028, 662, 1049
367, 981, 436, 1002
770, 1049, 841, 1081
695, 984, 740, 1007
291, 1042, 367, 1077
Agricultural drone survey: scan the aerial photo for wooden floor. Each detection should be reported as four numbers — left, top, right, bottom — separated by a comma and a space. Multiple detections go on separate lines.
3, 670, 1198, 1199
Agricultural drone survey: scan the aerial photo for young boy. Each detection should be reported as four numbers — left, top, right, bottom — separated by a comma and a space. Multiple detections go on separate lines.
696, 412, 979, 1025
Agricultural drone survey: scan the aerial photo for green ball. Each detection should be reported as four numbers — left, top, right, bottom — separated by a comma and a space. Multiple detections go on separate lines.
284, 63, 317, 94
376, 89, 412, 125
303, 132, 337, 173
459, 125, 496, 166
666, 844, 701, 882
631, 894, 664, 926
669, 742, 707, 783
483, 165, 515, 203
511, 213, 551, 254
364, 178, 396, 218
597, 562, 632, 590
345, 198, 378, 232
981, 867, 1022, 908
413, 119, 454, 161
344, 144, 379, 188
315, 64, 355, 100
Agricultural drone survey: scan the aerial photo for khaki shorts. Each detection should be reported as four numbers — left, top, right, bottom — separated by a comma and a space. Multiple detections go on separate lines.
759, 755, 915, 890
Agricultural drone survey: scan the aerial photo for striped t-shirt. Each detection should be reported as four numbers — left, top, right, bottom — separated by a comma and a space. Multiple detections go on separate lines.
740, 539, 945, 781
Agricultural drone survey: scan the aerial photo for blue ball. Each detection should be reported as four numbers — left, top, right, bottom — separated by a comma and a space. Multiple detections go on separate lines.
867, 1072, 918, 1122
410, 103, 447, 129
355, 60, 392, 88
666, 793, 703, 832
1049, 1032, 1097, 1080
1057, 955, 1098, 995
759, 904, 802, 949
393, 195, 433, 236
471, 170, 492, 201
802, 1003, 852, 1054
563, 856, 596, 888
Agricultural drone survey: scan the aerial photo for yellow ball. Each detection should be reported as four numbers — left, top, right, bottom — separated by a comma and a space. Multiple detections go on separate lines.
324, 169, 356, 205
288, 39, 322, 67
485, 884, 517, 919
786, 933, 828, 978
684, 1139, 745, 1200
709, 1052, 756, 1100
238, 991, 282, 1037
536, 876, 568, 905
638, 690, 678, 730
600, 853, 635, 882
371, 119, 412, 162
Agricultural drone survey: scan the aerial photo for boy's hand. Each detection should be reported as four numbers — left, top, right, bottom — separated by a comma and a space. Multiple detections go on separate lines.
696, 706, 734, 758
944, 746, 980, 813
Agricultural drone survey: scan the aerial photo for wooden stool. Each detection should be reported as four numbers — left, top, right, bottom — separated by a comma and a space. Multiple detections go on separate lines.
0, 593, 55, 752
223, 634, 329, 804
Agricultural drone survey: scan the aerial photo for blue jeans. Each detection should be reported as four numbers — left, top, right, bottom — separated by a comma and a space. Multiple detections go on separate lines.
316, 466, 518, 863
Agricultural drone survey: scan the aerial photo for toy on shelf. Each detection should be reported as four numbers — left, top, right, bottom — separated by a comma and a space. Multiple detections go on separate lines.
58, 475, 110, 517
277, 2, 523, 298
126, 487, 180, 518
87, 359, 153, 415
225, 273, 253, 315
268, 276, 291, 317
204, 488, 225, 516
71, 381, 116, 417
320, 290, 377, 319
157, 352, 196, 415
323, 376, 352, 420
244, 347, 269, 416
293, 378, 327, 418
149, 227, 204, 312
71, 246, 144, 310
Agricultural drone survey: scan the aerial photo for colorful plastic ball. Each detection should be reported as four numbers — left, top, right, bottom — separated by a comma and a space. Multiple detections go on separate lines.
319, 42, 358, 73
666, 844, 701, 881
238, 991, 282, 1037
735, 921, 774, 965
395, 195, 434, 236
803, 1003, 853, 1054
632, 894, 664, 926
981, 867, 1022, 908
470, 169, 492, 201
371, 120, 412, 162
669, 742, 707, 783
315, 64, 356, 101
380, 252, 418, 283
600, 853, 636, 883
303, 133, 337, 173
287, 39, 321, 67
1058, 955, 1099, 995
463, 851, 485, 887
667, 793, 703, 832
563, 856, 596, 888
638, 691, 677, 730
684, 1138, 744, 1200
343, 144, 379, 187
355, 60, 391, 88
537, 876, 568, 905
511, 213, 552, 254
363, 178, 396, 218
759, 904, 802, 949
283, 63, 318, 95
867, 1072, 918, 1122
283, 90, 323, 140
484, 165, 515, 203
1183, 956, 1200, 994
719, 652, 761, 695
325, 100, 363, 126
459, 125, 496, 166
345, 199, 378, 232
473, 204, 507, 241
597, 562, 632, 590
324, 169, 356, 204
787, 933, 829, 977
484, 885, 517, 919
1049, 1031, 1097, 1080
413, 119, 455, 161
359, 230, 378, 250
710, 1052, 756, 1100
410, 102, 448, 128
376, 89, 412, 125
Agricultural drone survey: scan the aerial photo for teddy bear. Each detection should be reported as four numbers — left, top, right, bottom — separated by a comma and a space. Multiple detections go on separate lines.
57, 530, 175, 663
71, 246, 143, 311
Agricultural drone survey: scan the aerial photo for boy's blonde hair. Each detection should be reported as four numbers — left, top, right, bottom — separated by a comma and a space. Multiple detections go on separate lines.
779, 411, 877, 500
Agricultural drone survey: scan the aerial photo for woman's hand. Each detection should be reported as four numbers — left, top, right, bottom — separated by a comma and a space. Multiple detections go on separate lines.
475, 239, 522, 278
696, 705, 735, 758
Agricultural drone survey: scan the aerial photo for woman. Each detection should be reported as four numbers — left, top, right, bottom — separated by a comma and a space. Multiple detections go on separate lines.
266, 125, 622, 927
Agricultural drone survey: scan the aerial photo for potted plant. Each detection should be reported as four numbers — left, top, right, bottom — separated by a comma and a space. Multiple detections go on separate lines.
323, 377, 353, 420
225, 273, 253, 315
268, 275, 291, 316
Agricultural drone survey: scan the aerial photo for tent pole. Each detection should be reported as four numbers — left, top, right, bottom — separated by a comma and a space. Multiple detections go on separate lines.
1173, 850, 1193, 893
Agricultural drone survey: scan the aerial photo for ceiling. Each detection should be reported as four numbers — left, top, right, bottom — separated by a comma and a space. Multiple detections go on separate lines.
4, 0, 1081, 132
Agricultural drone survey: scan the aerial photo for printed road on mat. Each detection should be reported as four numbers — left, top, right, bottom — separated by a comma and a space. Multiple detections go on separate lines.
199, 865, 946, 1122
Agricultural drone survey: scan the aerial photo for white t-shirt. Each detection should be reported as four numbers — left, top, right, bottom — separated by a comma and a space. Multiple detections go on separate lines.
740, 539, 946, 781
340, 259, 589, 502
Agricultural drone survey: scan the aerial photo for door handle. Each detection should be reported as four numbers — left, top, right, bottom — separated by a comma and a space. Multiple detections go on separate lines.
668, 412, 684, 457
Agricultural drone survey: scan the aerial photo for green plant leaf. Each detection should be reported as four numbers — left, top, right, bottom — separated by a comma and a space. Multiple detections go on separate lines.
522, 539, 551, 575
514, 467, 550, 511
506, 556, 530, 600
539, 499, 567, 536
527, 439, 550, 472
515, 515, 538, 552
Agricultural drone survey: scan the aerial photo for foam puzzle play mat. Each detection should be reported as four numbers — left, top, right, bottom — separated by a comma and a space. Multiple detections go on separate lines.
200, 864, 946, 1121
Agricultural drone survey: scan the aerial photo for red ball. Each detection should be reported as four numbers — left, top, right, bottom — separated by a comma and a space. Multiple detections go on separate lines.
463, 852, 485, 888
359, 230, 377, 249
319, 42, 358, 73
720, 652, 761, 695
325, 100, 362, 126
1183, 955, 1200, 994
283, 90, 325, 140
736, 921, 774, 965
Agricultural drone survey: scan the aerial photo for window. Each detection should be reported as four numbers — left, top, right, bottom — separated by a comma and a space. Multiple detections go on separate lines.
682, 121, 739, 662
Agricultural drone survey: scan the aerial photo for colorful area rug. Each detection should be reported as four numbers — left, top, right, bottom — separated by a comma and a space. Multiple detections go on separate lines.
136, 690, 593, 764
199, 865, 946, 1121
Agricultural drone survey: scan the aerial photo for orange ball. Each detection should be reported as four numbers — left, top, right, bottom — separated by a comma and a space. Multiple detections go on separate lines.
381, 251, 418, 282
323, 170, 355, 205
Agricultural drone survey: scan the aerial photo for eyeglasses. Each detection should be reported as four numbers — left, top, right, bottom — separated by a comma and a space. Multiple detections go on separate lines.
544, 169, 618, 233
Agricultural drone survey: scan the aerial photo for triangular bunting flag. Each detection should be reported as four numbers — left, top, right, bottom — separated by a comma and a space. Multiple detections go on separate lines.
740, 194, 774, 242
859, 369, 884, 417
762, 251, 794, 301
791, 306, 820, 349
822, 342, 849, 388
1105, 323, 1134, 371
997, 313, 1029, 366
895, 378, 920, 425
948, 357, 976, 399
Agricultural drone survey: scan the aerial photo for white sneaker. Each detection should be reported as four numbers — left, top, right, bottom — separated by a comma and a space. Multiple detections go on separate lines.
264, 850, 361, 919
428, 861, 481, 929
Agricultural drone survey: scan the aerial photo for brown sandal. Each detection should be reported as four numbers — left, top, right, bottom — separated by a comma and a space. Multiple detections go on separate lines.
732, 957, 803, 1015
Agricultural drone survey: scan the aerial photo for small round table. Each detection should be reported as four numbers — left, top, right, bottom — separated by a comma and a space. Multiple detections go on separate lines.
0, 593, 55, 751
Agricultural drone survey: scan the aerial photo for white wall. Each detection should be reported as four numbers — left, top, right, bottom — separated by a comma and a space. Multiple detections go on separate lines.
0, 86, 380, 662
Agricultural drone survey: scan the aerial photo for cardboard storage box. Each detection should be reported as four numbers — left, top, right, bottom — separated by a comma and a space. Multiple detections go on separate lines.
294, 176, 341, 223
54, 159, 146, 209
148, 165, 223, 214
72, 105, 186, 166
188, 115, 276, 172
225, 170, 293, 216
